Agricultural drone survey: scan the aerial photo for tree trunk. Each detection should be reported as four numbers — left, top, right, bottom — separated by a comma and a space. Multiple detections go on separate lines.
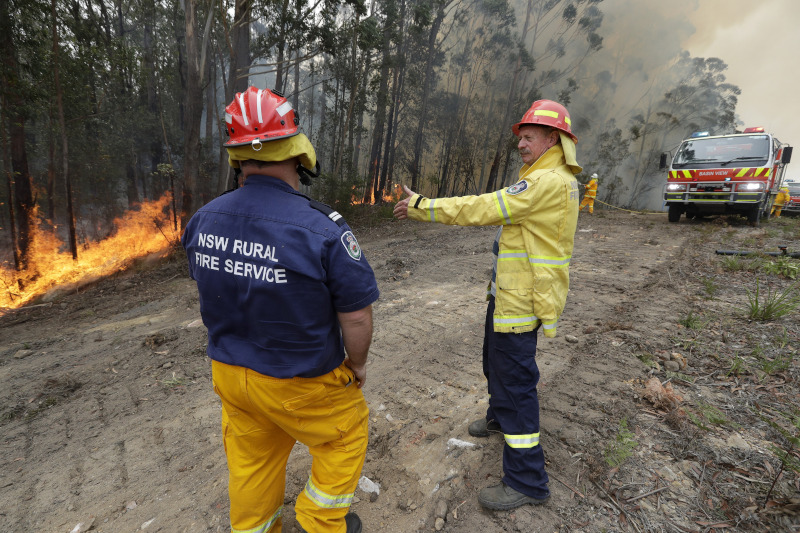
292, 0, 301, 109
143, 0, 160, 199
181, 0, 216, 223
1, 99, 20, 271
52, 0, 77, 259
181, 0, 203, 225
173, 0, 187, 130
365, 58, 388, 203
47, 107, 56, 221
334, 18, 360, 178
228, 0, 250, 101
273, 0, 291, 93
1, 0, 35, 271
410, 2, 447, 192
485, 0, 534, 193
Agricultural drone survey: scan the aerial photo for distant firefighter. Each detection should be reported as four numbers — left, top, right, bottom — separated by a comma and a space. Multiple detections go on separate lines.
771, 186, 790, 217
579, 173, 598, 213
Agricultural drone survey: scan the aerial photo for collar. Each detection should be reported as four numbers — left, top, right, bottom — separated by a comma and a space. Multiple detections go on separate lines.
519, 144, 567, 178
243, 174, 297, 192
242, 174, 313, 204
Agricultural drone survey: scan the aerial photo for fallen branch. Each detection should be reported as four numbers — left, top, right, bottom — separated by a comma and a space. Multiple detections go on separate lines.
593, 480, 643, 533
8, 302, 53, 312
551, 472, 585, 498
731, 472, 770, 484
625, 486, 667, 503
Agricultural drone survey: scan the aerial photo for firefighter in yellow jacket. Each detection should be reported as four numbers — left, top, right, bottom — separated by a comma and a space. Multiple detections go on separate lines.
579, 173, 598, 213
394, 99, 580, 511
184, 87, 378, 533
771, 186, 790, 217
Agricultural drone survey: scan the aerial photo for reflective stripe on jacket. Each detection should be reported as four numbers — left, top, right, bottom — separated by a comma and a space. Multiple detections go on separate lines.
584, 179, 597, 198
406, 145, 579, 337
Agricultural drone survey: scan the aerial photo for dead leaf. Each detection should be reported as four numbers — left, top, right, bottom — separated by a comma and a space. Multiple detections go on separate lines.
641, 377, 683, 410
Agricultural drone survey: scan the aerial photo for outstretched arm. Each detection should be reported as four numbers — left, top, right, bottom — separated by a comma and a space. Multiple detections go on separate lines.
393, 185, 416, 220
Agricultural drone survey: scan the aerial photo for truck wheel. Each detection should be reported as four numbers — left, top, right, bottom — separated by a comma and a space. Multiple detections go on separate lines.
747, 203, 762, 226
667, 204, 682, 222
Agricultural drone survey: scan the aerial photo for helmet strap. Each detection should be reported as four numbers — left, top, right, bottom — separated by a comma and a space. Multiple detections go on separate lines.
297, 161, 321, 186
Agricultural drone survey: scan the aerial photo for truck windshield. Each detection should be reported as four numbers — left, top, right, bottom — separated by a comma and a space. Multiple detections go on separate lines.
673, 135, 770, 169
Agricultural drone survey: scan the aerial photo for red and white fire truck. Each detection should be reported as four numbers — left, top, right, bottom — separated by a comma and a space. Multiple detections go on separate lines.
661, 127, 792, 224
784, 180, 800, 216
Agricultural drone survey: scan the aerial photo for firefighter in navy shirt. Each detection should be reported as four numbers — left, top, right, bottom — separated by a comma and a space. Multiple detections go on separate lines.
182, 87, 378, 533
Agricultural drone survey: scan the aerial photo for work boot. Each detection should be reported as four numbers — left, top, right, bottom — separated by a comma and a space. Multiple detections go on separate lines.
345, 513, 362, 533
478, 482, 549, 511
299, 513, 361, 533
468, 417, 501, 437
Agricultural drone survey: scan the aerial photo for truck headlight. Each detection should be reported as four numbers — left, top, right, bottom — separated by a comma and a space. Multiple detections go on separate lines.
741, 182, 763, 191
666, 184, 685, 191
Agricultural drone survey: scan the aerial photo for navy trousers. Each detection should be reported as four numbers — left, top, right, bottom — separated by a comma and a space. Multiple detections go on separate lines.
483, 297, 549, 499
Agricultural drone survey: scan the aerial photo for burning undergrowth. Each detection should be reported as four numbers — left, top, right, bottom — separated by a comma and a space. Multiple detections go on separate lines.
0, 194, 179, 312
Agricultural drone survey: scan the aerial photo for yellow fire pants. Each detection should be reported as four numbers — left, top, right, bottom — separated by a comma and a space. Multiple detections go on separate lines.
211, 360, 369, 533
579, 196, 595, 213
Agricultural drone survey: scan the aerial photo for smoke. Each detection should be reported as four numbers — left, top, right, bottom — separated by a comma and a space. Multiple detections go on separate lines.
685, 0, 800, 173
553, 0, 799, 207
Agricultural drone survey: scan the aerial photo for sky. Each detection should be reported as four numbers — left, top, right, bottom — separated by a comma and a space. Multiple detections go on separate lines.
683, 0, 800, 178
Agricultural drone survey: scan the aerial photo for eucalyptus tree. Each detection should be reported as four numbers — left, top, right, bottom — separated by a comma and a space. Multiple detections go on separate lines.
484, 0, 604, 193
623, 54, 740, 208
363, 0, 404, 203
434, 0, 516, 197
1, 0, 50, 271
405, 0, 459, 192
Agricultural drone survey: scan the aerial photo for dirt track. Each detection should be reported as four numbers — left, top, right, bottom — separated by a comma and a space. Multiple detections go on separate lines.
1, 210, 799, 532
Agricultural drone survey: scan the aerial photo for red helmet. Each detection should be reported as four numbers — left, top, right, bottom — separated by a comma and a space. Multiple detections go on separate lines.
512, 99, 577, 144
224, 87, 300, 147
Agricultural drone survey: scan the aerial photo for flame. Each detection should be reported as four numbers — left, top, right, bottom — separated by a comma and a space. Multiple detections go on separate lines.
350, 184, 404, 205
0, 193, 179, 312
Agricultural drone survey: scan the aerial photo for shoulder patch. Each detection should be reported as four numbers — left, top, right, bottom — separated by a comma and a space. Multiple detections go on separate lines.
506, 180, 529, 196
341, 231, 362, 261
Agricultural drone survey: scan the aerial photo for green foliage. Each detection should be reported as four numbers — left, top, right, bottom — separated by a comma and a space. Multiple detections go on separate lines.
161, 373, 188, 389
696, 401, 730, 427
665, 371, 695, 384
702, 277, 718, 298
760, 352, 795, 375
603, 419, 638, 468
727, 355, 748, 377
744, 278, 800, 321
679, 310, 705, 330
758, 256, 800, 279
721, 255, 746, 272
636, 352, 658, 369
754, 405, 800, 502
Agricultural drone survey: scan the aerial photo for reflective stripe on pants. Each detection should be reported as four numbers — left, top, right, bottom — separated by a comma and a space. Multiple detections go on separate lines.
212, 360, 369, 533
482, 298, 550, 499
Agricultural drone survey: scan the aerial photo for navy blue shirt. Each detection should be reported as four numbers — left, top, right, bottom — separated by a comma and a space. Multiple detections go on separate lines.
182, 175, 380, 378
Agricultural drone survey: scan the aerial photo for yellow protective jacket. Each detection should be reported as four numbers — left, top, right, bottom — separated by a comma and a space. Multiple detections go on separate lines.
406, 144, 579, 337
584, 178, 598, 198
774, 188, 790, 207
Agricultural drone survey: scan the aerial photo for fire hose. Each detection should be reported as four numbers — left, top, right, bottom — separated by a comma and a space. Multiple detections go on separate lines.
578, 182, 648, 214
715, 246, 800, 258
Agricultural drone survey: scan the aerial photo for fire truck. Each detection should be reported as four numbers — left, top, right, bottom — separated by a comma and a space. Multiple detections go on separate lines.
660, 127, 792, 224
784, 180, 800, 216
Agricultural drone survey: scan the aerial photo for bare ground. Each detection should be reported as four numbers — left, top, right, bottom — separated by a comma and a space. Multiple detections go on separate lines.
1, 209, 799, 533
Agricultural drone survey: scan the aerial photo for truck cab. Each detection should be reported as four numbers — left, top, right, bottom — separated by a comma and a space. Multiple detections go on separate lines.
660, 128, 792, 224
